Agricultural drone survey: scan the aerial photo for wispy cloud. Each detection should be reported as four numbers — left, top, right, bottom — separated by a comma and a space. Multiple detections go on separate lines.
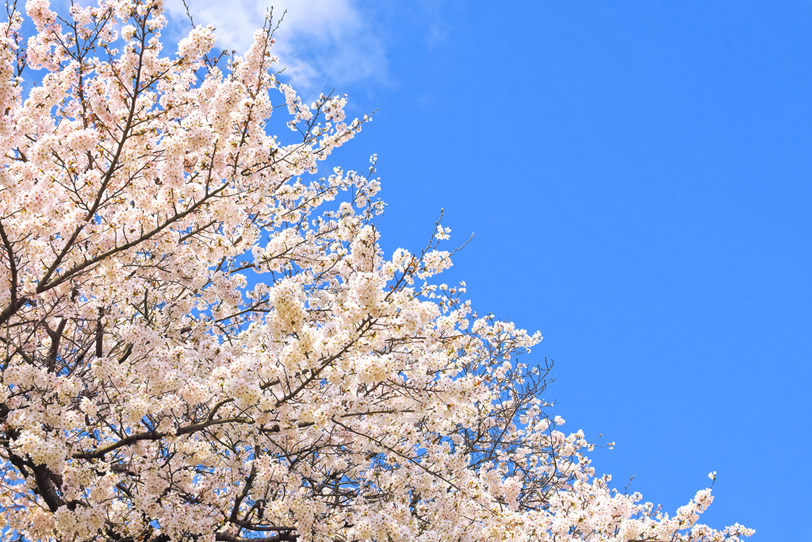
165, 0, 389, 95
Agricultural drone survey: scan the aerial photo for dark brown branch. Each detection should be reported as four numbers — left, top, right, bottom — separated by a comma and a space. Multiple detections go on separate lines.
0, 219, 28, 326
216, 532, 296, 542
45, 318, 67, 372
229, 448, 258, 523
75, 416, 251, 460
95, 307, 104, 358
5, 450, 64, 512
331, 417, 461, 492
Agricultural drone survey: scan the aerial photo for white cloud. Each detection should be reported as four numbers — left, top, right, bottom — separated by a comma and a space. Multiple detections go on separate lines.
165, 0, 389, 94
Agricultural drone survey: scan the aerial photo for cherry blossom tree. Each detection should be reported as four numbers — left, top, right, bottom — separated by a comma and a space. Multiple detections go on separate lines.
0, 1, 752, 541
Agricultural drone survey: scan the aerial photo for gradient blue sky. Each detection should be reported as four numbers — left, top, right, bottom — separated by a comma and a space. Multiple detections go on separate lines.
73, 0, 812, 539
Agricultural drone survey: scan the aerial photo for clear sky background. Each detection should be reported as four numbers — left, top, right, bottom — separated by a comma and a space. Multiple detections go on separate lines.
67, 0, 812, 539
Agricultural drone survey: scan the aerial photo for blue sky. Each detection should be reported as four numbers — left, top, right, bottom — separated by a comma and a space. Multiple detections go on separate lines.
101, 0, 812, 539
